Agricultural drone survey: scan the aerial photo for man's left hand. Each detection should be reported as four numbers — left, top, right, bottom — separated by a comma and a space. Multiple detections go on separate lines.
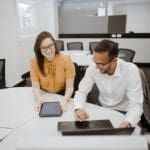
119, 121, 132, 128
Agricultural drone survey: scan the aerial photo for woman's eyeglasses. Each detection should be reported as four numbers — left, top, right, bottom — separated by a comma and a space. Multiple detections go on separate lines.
41, 43, 55, 53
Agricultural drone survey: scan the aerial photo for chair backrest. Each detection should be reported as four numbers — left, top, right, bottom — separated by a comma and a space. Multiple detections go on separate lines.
87, 83, 100, 105
139, 68, 150, 126
67, 42, 83, 50
89, 42, 99, 54
0, 59, 6, 88
118, 48, 135, 62
55, 40, 64, 51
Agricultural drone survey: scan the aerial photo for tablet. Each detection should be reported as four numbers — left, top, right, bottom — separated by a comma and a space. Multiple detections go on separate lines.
39, 102, 62, 117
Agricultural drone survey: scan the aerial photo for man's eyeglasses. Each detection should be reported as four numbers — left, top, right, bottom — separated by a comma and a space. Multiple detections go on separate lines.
41, 43, 55, 53
94, 58, 114, 67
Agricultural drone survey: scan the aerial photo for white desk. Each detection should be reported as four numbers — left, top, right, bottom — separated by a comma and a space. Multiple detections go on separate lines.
61, 50, 93, 66
0, 87, 147, 150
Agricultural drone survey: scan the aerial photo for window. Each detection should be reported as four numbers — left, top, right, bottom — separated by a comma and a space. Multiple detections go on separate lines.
58, 0, 150, 34
17, 0, 39, 35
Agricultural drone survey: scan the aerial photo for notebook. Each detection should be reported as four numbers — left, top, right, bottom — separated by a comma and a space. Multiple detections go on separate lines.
58, 120, 135, 135
39, 102, 62, 117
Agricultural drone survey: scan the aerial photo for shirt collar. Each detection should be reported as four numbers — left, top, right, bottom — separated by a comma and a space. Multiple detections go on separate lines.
113, 58, 121, 77
44, 54, 60, 75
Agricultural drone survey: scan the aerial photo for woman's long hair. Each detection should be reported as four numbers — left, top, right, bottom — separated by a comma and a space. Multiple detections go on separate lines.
34, 31, 59, 75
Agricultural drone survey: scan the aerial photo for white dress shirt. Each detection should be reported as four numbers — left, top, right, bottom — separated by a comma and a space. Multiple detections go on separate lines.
74, 58, 143, 126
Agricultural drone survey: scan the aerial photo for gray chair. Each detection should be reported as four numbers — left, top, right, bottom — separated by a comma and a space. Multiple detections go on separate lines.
139, 68, 150, 129
55, 40, 64, 51
89, 42, 99, 54
67, 42, 83, 50
0, 59, 6, 89
118, 48, 135, 62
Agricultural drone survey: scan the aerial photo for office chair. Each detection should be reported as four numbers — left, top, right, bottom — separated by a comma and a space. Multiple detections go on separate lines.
89, 42, 98, 54
87, 83, 100, 105
118, 48, 135, 62
139, 68, 150, 132
67, 42, 83, 50
0, 59, 6, 89
55, 40, 64, 51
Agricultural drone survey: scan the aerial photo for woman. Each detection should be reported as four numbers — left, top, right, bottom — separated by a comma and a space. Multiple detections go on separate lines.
30, 31, 75, 112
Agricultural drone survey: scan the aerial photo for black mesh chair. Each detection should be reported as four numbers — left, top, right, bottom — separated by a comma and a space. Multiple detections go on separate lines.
0, 59, 6, 89
89, 42, 99, 54
87, 83, 100, 105
67, 42, 83, 50
118, 48, 135, 62
55, 40, 64, 51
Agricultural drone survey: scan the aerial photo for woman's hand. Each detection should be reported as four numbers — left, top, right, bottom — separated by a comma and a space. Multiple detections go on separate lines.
36, 100, 43, 112
60, 101, 68, 113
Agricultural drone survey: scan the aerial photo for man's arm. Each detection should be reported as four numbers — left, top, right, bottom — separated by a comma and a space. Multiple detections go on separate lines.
123, 65, 143, 127
74, 66, 95, 121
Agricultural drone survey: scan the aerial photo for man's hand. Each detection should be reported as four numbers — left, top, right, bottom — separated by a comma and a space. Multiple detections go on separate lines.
119, 121, 132, 128
74, 108, 89, 122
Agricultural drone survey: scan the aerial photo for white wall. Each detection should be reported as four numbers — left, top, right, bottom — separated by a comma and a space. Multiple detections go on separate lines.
107, 1, 150, 33
0, 0, 58, 87
126, 2, 150, 32
0, 0, 22, 86
39, 0, 58, 38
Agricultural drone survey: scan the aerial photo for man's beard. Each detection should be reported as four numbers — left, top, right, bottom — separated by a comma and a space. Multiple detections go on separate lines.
99, 68, 106, 74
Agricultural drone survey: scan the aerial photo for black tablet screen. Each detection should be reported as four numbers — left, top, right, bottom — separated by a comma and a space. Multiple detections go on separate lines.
39, 102, 62, 117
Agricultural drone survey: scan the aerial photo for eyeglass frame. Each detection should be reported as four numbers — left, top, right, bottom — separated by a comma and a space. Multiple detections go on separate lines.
40, 43, 55, 53
93, 57, 115, 67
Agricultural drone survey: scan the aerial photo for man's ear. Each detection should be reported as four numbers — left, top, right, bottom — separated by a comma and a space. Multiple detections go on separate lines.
112, 58, 117, 63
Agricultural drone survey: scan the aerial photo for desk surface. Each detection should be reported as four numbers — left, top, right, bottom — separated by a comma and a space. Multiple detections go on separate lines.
61, 50, 93, 66
0, 87, 147, 150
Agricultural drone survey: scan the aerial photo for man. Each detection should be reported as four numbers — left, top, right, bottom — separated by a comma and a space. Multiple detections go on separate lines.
74, 40, 143, 128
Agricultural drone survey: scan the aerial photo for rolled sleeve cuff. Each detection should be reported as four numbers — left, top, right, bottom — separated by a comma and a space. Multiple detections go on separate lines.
73, 91, 87, 110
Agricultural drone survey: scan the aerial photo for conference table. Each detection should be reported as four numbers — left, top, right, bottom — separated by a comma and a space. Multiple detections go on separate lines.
61, 50, 126, 67
61, 50, 93, 66
0, 87, 148, 150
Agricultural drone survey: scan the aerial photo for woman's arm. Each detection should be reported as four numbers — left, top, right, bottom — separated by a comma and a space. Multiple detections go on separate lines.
31, 80, 44, 111
61, 77, 74, 112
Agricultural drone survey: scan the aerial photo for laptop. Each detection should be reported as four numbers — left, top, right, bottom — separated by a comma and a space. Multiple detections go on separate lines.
39, 102, 62, 117
58, 120, 135, 135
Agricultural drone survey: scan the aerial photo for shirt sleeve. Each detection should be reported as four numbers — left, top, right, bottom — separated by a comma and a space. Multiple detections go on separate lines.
74, 66, 95, 109
30, 59, 39, 82
64, 56, 75, 79
124, 65, 143, 126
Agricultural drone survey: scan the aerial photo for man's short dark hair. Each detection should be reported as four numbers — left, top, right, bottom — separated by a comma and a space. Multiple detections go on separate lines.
94, 40, 118, 59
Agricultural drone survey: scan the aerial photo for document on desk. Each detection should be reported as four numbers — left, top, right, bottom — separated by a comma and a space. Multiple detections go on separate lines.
0, 127, 12, 141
